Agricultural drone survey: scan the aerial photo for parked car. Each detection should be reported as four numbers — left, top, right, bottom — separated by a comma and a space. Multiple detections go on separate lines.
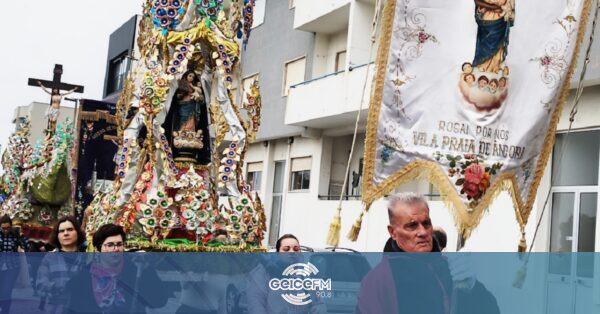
308, 248, 371, 313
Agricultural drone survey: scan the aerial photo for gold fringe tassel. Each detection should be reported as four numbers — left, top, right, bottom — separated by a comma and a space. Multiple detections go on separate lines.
518, 231, 527, 253
326, 207, 342, 247
347, 211, 365, 242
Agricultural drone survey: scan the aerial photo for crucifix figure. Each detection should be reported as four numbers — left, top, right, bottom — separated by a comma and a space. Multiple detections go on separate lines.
28, 64, 84, 131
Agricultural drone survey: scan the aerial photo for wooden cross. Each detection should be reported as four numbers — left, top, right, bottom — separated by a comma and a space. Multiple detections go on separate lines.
28, 64, 85, 95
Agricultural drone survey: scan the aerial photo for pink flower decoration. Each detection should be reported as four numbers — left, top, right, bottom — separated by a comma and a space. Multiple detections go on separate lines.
541, 56, 552, 66
463, 163, 485, 198
418, 31, 430, 43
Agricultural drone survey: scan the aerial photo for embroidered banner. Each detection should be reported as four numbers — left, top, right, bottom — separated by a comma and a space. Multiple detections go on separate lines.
363, 0, 593, 242
74, 99, 119, 220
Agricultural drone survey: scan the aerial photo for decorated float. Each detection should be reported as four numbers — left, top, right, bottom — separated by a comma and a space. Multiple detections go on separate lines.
0, 117, 75, 242
82, 0, 266, 251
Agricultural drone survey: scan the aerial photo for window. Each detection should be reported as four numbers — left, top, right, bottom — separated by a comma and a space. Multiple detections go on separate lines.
107, 52, 130, 95
246, 162, 263, 191
253, 0, 266, 28
349, 158, 363, 196
552, 130, 599, 186
243, 74, 259, 93
283, 57, 306, 96
269, 161, 286, 246
335, 51, 347, 72
290, 157, 311, 191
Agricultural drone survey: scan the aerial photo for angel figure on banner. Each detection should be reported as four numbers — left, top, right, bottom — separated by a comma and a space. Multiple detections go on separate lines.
459, 0, 515, 112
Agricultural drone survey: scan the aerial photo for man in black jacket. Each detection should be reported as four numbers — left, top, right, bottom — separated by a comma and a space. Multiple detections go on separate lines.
356, 192, 500, 314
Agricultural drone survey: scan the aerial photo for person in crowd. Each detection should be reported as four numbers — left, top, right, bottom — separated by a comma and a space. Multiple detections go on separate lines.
433, 226, 448, 251
247, 234, 326, 314
37, 216, 87, 312
0, 215, 29, 313
64, 224, 168, 313
28, 241, 47, 297
357, 193, 500, 314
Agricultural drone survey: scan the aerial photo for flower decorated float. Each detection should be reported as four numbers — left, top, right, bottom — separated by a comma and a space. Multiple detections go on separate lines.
0, 117, 75, 241
84, 0, 266, 251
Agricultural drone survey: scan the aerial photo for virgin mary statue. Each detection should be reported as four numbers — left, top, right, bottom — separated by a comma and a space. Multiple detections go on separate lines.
472, 0, 515, 73
163, 70, 212, 165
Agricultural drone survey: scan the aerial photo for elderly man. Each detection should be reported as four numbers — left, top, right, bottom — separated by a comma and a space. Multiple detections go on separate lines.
355, 192, 499, 314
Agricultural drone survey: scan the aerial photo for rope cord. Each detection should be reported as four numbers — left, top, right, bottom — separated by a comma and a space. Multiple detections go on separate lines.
334, 1, 383, 214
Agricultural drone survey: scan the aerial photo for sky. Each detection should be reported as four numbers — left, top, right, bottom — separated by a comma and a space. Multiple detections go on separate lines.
0, 1, 143, 167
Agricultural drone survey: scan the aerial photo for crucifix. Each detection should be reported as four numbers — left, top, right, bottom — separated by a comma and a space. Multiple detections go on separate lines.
28, 64, 85, 131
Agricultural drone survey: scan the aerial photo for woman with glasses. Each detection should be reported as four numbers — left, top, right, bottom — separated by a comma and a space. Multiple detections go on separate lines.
64, 224, 168, 313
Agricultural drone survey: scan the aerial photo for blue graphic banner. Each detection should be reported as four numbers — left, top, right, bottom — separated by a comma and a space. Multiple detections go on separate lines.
0, 253, 598, 313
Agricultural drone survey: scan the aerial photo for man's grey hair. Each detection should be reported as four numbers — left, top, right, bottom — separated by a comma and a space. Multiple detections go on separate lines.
387, 192, 429, 222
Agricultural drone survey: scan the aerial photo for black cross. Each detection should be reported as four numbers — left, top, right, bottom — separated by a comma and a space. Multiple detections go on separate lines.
28, 64, 85, 94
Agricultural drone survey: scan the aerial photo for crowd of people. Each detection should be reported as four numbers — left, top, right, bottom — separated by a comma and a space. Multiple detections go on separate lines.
0, 192, 499, 313
0, 215, 168, 313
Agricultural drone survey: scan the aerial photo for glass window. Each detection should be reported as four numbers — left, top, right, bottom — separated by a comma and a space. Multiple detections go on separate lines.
577, 192, 597, 278
107, 52, 130, 95
291, 170, 310, 191
290, 157, 311, 191
269, 161, 286, 246
283, 57, 306, 96
247, 161, 263, 192
552, 130, 600, 186
549, 192, 575, 276
253, 0, 266, 28
335, 51, 347, 72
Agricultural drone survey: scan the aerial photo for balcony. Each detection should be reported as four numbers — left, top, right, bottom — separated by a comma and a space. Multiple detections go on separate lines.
294, 0, 351, 34
285, 63, 373, 131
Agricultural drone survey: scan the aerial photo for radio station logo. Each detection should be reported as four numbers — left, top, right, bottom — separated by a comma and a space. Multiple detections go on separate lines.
268, 262, 332, 306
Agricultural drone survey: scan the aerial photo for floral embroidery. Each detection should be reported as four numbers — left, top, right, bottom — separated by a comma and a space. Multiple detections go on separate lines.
436, 153, 502, 207
397, 0, 438, 59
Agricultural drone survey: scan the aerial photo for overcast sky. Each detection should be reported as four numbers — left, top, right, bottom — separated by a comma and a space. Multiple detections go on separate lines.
0, 1, 142, 167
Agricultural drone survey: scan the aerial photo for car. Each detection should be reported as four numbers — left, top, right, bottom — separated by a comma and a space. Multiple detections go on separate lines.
308, 249, 371, 313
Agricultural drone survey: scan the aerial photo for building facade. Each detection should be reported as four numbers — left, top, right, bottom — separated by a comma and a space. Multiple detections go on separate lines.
102, 15, 141, 103
12, 102, 75, 143
241, 0, 600, 257
93, 1, 600, 258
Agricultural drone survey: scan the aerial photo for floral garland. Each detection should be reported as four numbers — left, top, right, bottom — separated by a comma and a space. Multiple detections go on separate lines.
196, 0, 225, 27
167, 37, 195, 75
435, 153, 503, 209
150, 0, 188, 35
140, 60, 171, 115
125, 237, 265, 252
138, 187, 176, 237
242, 79, 261, 142
172, 166, 217, 242
213, 44, 237, 90
218, 140, 242, 189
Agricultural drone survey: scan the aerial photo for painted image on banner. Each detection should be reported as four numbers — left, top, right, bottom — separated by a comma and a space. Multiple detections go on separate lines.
459, 0, 515, 112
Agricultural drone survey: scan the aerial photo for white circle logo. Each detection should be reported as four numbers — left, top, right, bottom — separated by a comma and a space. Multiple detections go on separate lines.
268, 262, 332, 306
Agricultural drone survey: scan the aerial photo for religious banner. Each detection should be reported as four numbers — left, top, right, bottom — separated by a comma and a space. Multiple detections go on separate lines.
74, 99, 119, 220
360, 0, 594, 247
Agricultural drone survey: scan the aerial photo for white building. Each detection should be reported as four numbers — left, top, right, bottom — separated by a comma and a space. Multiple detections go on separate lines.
240, 1, 600, 311
12, 101, 75, 144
